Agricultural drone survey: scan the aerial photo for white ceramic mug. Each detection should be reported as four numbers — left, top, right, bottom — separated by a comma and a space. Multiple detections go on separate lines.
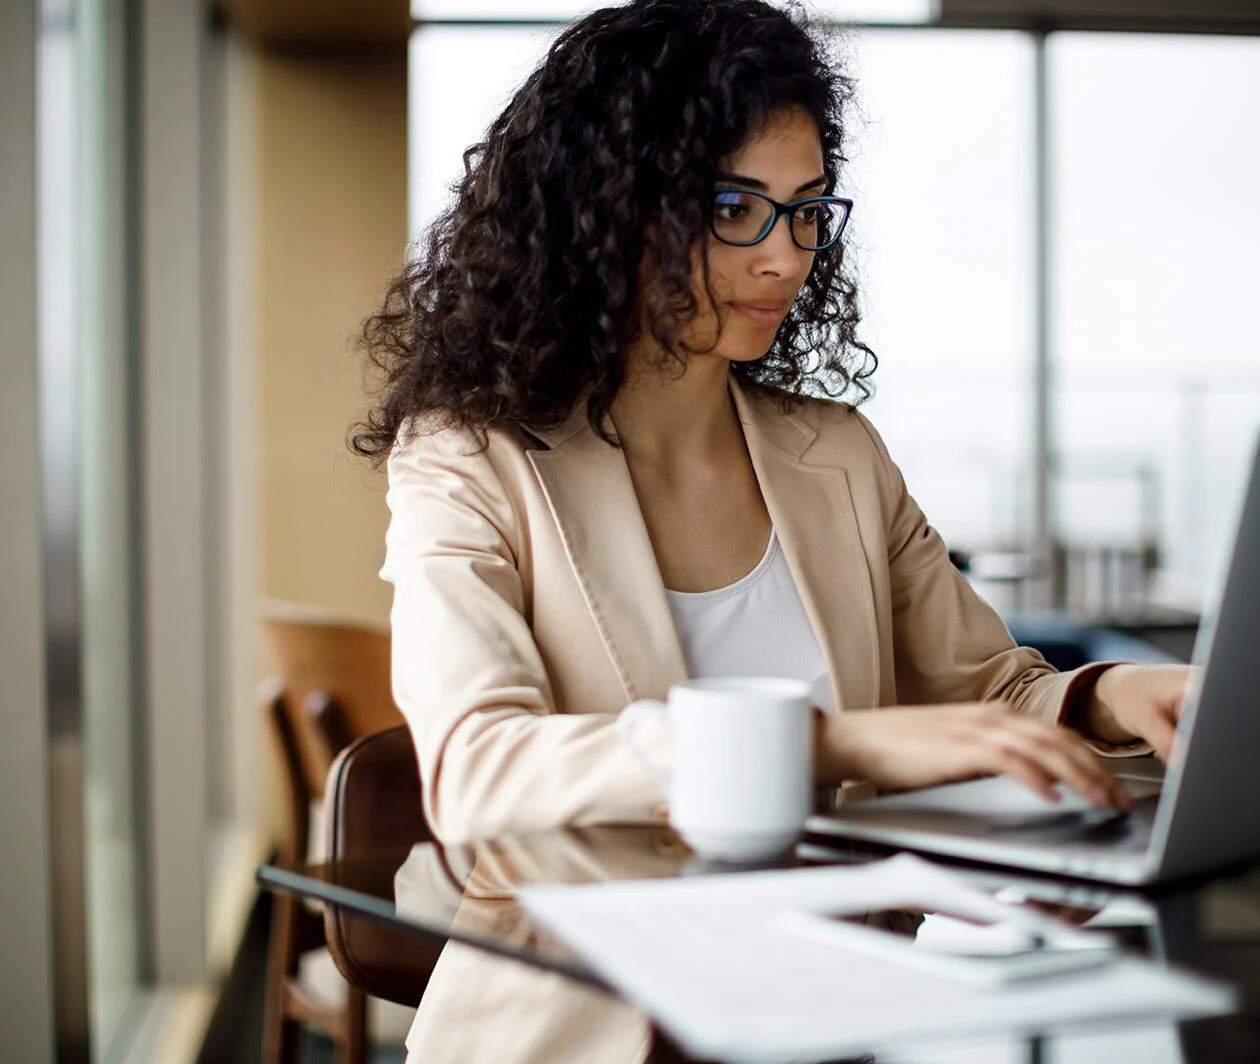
617, 677, 813, 862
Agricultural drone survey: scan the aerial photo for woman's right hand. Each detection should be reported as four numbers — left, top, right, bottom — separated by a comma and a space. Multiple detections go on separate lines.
816, 703, 1131, 809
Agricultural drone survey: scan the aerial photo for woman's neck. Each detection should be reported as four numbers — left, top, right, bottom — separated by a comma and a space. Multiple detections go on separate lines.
609, 353, 742, 469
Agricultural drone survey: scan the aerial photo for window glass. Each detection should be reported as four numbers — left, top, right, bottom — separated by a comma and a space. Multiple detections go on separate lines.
413, 0, 596, 18
411, 0, 937, 21
408, 25, 560, 237
841, 29, 1035, 554
1051, 33, 1260, 608
40, 0, 144, 1056
78, 0, 144, 1054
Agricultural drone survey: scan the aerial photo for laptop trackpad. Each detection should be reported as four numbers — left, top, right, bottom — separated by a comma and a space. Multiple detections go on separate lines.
987, 805, 1130, 839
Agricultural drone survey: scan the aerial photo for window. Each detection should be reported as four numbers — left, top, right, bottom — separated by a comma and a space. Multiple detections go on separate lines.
843, 29, 1035, 555
1051, 32, 1260, 608
406, 11, 1260, 617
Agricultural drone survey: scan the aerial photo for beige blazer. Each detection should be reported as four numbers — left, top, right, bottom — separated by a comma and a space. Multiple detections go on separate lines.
383, 377, 1107, 845
383, 378, 1114, 1063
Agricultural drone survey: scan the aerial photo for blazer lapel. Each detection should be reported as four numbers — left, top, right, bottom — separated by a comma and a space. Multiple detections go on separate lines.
731, 382, 880, 711
526, 419, 689, 704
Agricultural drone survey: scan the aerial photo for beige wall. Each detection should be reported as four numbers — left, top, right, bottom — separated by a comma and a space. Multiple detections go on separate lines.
253, 46, 407, 624
210, 38, 408, 960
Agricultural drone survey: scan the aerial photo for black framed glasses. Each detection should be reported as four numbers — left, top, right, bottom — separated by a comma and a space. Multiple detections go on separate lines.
710, 188, 853, 251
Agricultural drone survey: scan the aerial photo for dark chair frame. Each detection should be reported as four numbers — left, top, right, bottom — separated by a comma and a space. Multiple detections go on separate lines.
263, 683, 367, 1064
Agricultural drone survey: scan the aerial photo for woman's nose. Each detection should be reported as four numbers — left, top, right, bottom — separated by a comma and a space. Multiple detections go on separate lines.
751, 216, 811, 278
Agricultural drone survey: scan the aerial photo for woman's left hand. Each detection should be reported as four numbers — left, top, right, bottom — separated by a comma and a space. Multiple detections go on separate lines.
1078, 664, 1196, 760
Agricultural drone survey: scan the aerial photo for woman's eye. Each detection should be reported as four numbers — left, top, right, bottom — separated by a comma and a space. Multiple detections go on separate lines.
714, 200, 747, 220
797, 206, 818, 223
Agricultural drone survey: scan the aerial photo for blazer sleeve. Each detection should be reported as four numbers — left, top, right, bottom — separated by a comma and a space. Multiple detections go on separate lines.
380, 427, 670, 844
854, 413, 1126, 735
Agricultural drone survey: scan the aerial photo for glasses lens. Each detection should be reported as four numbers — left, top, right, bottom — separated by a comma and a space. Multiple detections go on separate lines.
791, 199, 842, 251
712, 190, 774, 245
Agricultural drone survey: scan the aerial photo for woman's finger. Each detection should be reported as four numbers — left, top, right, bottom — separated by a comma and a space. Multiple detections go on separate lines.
983, 714, 1127, 807
981, 747, 1061, 803
1010, 732, 1126, 809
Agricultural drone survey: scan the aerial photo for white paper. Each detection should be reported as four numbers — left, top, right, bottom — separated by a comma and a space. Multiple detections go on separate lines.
519, 854, 1234, 1064
874, 1020, 1186, 1064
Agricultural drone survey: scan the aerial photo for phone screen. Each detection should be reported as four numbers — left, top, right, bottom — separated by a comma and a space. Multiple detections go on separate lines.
824, 907, 1076, 957
788, 901, 1126, 985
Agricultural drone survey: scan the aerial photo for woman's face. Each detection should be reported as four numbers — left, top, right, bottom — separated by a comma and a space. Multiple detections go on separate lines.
683, 106, 826, 362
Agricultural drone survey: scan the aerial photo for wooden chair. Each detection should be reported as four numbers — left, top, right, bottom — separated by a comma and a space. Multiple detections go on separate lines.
323, 724, 442, 1007
260, 605, 405, 1064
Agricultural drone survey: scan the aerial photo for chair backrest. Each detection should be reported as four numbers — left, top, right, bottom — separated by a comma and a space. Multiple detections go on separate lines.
323, 724, 442, 1007
259, 602, 402, 800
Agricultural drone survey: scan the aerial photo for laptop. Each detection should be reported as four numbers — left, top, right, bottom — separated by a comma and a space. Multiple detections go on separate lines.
806, 438, 1260, 886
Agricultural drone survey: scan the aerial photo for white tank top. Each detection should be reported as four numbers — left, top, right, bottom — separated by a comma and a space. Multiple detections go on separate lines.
664, 529, 834, 714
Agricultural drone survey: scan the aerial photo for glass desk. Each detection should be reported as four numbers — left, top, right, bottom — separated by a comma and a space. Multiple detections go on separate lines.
258, 825, 1260, 1062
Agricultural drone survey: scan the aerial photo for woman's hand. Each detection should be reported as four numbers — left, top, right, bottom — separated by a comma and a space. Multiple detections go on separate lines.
1075, 663, 1195, 760
815, 703, 1131, 809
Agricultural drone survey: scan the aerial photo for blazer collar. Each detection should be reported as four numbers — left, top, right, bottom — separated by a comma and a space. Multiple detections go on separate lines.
526, 419, 690, 704
731, 382, 879, 712
525, 376, 878, 711
728, 379, 817, 460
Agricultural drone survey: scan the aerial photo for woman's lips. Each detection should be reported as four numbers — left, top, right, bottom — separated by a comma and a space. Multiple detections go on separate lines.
729, 301, 788, 326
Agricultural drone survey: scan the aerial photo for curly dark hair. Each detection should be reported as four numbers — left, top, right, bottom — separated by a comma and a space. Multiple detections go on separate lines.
351, 0, 875, 462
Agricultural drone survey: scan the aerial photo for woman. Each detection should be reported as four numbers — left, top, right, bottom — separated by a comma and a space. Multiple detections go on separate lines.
356, 2, 1187, 1057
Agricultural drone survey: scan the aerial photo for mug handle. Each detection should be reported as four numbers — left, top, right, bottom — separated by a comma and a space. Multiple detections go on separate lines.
617, 699, 671, 796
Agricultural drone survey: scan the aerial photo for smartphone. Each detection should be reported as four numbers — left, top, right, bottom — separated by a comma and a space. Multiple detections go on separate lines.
779, 905, 1120, 987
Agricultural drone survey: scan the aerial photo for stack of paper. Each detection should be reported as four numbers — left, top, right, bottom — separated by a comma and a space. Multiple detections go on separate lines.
519, 854, 1234, 1064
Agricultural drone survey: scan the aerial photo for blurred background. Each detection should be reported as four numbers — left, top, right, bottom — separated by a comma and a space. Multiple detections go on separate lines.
2, 0, 1258, 1061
